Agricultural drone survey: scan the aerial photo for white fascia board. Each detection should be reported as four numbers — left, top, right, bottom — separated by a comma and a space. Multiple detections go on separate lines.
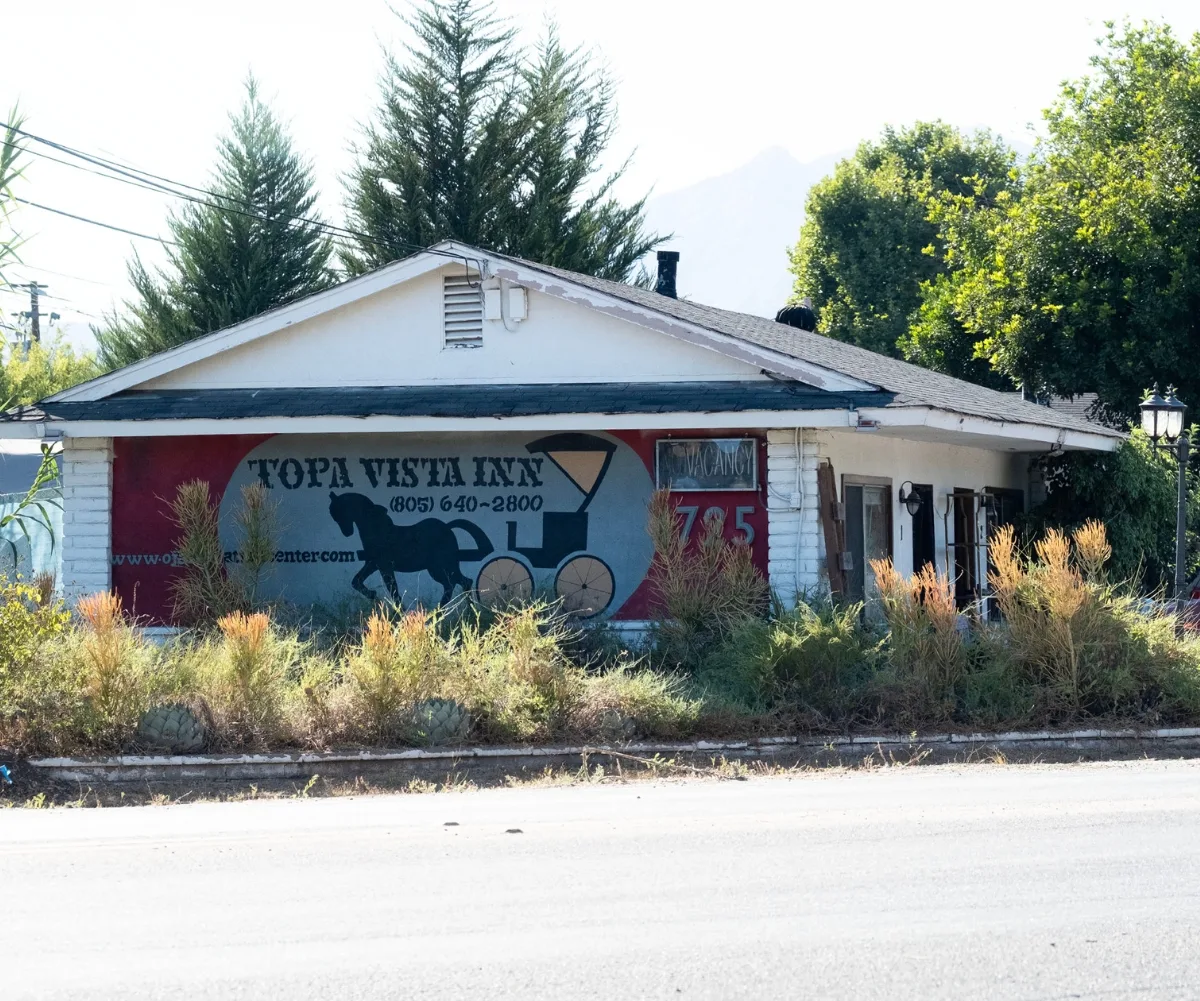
0, 422, 49, 439
857, 406, 1123, 452
40, 410, 863, 439
24, 405, 1120, 449
18, 402, 1120, 451
48, 253, 452, 403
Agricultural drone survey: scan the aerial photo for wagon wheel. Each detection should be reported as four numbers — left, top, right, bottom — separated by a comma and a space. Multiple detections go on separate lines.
475, 557, 534, 609
555, 555, 614, 618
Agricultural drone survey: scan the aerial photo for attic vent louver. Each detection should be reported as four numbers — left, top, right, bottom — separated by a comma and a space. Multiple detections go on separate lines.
443, 273, 484, 348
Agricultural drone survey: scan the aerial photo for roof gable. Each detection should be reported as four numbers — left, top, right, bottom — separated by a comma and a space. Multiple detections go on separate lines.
136, 264, 765, 392
50, 244, 873, 403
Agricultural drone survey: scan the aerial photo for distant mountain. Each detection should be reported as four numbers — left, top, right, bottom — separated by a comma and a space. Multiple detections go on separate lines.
641, 146, 843, 318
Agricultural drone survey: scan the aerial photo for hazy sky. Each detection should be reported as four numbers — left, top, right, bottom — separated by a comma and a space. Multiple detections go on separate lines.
5, 0, 1200, 341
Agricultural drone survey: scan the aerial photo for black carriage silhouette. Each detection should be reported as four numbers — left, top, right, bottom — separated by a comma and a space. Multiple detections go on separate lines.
475, 433, 618, 618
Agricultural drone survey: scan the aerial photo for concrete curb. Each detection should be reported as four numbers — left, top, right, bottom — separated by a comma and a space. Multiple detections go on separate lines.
23, 726, 1200, 783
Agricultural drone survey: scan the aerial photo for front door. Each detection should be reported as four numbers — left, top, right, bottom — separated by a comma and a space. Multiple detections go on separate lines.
952, 489, 978, 608
910, 483, 935, 573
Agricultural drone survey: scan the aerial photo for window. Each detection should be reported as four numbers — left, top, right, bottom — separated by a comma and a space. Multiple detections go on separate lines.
655, 438, 758, 492
843, 477, 892, 603
443, 274, 483, 348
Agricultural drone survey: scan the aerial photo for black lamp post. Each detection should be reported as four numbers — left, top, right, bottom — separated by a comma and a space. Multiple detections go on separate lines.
1140, 384, 1189, 598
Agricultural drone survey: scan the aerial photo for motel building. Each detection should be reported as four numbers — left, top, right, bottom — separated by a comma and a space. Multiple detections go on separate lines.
2, 246, 1121, 624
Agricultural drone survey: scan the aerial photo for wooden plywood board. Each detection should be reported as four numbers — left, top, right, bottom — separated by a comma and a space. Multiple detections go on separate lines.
817, 461, 847, 598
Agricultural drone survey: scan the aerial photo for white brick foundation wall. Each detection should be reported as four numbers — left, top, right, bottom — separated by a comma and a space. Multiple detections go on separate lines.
766, 429, 822, 606
60, 437, 113, 602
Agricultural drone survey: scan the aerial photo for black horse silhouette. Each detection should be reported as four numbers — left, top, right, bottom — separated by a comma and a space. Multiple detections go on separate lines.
328, 491, 493, 604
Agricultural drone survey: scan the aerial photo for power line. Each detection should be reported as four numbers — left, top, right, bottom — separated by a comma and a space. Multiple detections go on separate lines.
12, 197, 176, 245
7, 263, 111, 286
1, 123, 481, 271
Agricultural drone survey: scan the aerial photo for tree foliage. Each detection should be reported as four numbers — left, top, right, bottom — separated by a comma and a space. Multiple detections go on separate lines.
787, 121, 1016, 384
0, 337, 100, 406
96, 79, 334, 369
1023, 427, 1200, 591
343, 0, 659, 280
927, 22, 1200, 420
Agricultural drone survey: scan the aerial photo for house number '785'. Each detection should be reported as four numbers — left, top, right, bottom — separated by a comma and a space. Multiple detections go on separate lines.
677, 505, 755, 545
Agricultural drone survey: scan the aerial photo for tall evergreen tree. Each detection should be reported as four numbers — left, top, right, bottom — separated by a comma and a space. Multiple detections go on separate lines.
97, 79, 334, 368
343, 0, 659, 281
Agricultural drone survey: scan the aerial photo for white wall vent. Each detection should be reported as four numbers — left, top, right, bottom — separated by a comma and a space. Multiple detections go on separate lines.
443, 273, 484, 348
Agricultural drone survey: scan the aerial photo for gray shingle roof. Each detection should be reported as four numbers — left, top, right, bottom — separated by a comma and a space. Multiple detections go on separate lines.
1004, 391, 1122, 429
486, 250, 1123, 440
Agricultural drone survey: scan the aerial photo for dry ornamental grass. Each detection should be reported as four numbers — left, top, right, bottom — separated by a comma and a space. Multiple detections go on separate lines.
5, 508, 1200, 759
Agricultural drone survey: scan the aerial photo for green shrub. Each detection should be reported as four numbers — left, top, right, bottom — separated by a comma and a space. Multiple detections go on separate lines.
573, 663, 701, 739
988, 521, 1181, 719
871, 560, 965, 719
646, 489, 768, 669
701, 600, 880, 722
168, 480, 280, 625
0, 576, 70, 676
342, 608, 453, 740
1, 588, 192, 754
1026, 427, 1199, 592
198, 611, 301, 748
450, 605, 585, 742
957, 630, 1036, 728
73, 592, 187, 749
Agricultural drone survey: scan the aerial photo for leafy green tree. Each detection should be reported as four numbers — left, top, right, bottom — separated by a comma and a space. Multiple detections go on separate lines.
933, 22, 1200, 420
1025, 427, 1200, 591
97, 79, 334, 368
343, 0, 659, 281
787, 122, 1016, 384
0, 337, 100, 405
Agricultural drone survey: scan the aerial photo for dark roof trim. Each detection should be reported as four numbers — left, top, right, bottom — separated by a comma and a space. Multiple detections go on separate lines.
6, 382, 896, 423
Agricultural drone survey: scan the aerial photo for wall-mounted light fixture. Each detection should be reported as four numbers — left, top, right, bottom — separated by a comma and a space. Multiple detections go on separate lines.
898, 481, 923, 517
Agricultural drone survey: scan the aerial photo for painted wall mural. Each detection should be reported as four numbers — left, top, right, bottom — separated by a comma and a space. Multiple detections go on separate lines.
220, 431, 648, 615
110, 430, 769, 623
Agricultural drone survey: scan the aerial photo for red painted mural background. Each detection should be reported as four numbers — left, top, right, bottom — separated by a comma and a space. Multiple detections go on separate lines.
111, 435, 271, 621
110, 430, 769, 623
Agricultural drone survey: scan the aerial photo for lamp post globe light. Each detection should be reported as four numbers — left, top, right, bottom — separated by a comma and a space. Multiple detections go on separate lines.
1139, 384, 1190, 598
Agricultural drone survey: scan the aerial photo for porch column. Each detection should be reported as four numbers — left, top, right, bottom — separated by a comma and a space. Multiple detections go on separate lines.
766, 429, 822, 607
59, 436, 113, 602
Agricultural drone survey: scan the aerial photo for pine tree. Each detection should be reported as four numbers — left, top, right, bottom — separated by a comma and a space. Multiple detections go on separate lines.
343, 0, 659, 281
97, 79, 334, 368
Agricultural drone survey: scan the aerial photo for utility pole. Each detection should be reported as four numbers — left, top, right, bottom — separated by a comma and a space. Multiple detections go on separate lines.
13, 282, 48, 342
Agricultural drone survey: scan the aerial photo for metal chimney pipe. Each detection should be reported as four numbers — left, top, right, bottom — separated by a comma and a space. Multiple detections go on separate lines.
655, 250, 679, 298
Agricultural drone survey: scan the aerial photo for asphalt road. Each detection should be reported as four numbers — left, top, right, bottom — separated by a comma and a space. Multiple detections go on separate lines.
5, 761, 1200, 1000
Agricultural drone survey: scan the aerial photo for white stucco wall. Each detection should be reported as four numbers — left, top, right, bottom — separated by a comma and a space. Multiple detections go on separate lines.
818, 430, 1027, 580
142, 267, 763, 391
60, 437, 113, 601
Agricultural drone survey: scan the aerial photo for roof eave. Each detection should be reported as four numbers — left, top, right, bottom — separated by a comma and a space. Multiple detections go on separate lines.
10, 401, 1120, 451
